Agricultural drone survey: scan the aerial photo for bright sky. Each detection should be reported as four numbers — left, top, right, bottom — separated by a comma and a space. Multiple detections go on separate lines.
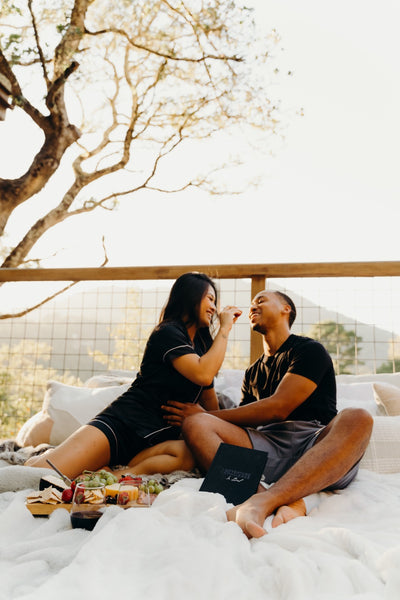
1, 0, 400, 269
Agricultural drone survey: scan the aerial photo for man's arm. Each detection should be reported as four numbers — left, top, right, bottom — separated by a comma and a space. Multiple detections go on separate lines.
209, 372, 317, 427
163, 372, 317, 427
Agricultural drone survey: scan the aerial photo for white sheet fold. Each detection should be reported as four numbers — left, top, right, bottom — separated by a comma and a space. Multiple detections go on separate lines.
1, 470, 400, 600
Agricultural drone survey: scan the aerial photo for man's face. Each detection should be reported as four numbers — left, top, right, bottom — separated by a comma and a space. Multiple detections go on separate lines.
248, 291, 288, 333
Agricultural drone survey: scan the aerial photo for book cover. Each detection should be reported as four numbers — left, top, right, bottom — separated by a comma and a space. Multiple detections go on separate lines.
199, 443, 268, 505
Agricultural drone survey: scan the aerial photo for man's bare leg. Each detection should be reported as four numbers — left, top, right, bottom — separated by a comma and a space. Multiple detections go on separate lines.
24, 425, 111, 480
271, 499, 306, 528
226, 408, 373, 538
183, 408, 373, 538
182, 413, 307, 532
182, 412, 254, 472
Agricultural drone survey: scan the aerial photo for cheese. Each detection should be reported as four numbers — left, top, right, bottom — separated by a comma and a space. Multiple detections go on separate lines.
39, 475, 69, 492
105, 483, 139, 501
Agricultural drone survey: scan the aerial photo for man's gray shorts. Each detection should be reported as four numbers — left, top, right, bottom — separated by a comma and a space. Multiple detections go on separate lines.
247, 420, 360, 490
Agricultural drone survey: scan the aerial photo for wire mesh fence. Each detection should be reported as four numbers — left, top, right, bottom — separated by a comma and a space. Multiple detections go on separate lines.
0, 270, 399, 438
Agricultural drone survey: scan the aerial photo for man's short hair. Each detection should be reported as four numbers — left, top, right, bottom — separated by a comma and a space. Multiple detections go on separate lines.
273, 291, 297, 328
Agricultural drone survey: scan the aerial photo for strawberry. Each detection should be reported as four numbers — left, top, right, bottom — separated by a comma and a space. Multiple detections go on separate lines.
117, 491, 130, 505
74, 488, 86, 504
118, 475, 142, 485
61, 488, 74, 503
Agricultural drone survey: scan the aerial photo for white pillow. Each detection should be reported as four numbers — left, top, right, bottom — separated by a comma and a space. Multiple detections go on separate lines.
360, 416, 400, 473
215, 369, 245, 407
43, 380, 131, 445
85, 374, 135, 388
336, 373, 400, 387
15, 410, 53, 447
373, 382, 400, 416
336, 382, 385, 415
16, 380, 131, 447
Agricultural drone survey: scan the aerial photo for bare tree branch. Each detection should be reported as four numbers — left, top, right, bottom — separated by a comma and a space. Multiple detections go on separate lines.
84, 26, 242, 63
27, 0, 50, 86
0, 235, 109, 320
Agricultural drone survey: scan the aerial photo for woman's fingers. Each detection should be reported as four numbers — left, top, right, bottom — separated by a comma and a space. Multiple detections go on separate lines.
219, 305, 242, 329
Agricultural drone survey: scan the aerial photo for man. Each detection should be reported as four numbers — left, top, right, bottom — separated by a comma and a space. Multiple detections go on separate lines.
164, 290, 373, 539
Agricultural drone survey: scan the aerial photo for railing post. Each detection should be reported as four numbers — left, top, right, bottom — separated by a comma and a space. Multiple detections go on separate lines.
250, 275, 265, 365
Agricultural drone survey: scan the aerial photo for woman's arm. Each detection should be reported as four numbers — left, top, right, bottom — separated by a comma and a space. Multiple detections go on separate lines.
199, 387, 219, 411
171, 306, 242, 386
162, 387, 218, 427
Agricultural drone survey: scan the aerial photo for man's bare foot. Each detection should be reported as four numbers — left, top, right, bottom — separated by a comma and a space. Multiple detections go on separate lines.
271, 498, 306, 528
226, 492, 275, 538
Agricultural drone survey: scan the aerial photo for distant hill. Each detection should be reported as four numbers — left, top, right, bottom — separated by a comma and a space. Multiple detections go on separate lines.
0, 281, 395, 379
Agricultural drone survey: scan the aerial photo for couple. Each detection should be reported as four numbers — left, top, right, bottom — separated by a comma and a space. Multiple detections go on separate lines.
27, 272, 373, 538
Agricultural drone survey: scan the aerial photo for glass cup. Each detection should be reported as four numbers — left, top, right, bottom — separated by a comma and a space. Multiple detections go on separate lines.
117, 477, 151, 508
70, 482, 106, 530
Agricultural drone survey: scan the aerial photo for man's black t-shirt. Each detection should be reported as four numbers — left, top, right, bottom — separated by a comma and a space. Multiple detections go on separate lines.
240, 334, 337, 425
96, 320, 212, 441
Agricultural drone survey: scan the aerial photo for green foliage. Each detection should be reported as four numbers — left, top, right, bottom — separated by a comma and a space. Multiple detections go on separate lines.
0, 1, 22, 18
377, 359, 400, 374
0, 339, 81, 439
307, 320, 364, 375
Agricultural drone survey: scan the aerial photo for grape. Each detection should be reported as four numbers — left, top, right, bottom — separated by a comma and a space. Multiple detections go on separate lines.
154, 484, 163, 494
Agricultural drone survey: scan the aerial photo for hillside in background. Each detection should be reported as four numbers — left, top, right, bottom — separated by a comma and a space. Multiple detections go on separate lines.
0, 281, 395, 379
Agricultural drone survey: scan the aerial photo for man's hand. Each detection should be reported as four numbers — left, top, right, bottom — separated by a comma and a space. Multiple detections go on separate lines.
162, 400, 205, 427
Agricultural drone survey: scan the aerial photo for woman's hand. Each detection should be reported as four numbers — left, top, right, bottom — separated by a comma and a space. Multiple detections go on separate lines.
218, 306, 242, 333
162, 400, 205, 427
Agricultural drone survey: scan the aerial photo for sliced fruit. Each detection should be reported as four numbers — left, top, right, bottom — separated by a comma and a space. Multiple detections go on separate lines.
105, 483, 139, 502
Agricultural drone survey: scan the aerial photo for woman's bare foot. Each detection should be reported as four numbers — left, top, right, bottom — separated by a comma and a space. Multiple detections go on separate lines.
271, 498, 306, 528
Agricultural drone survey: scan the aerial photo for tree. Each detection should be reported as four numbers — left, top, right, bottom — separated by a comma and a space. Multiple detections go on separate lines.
378, 335, 400, 373
307, 320, 364, 375
0, 339, 80, 437
0, 0, 284, 271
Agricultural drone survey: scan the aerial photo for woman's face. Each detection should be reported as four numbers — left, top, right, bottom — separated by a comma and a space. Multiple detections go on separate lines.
197, 285, 217, 328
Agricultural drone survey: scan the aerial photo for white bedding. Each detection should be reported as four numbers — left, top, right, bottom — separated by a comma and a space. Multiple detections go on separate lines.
1, 469, 400, 600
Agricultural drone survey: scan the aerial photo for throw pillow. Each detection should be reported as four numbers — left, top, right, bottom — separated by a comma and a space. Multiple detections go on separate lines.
336, 382, 385, 416
373, 382, 400, 416
15, 410, 53, 447
43, 380, 130, 445
15, 380, 130, 447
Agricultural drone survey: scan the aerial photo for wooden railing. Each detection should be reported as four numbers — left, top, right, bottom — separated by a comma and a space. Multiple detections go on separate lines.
1, 260, 399, 363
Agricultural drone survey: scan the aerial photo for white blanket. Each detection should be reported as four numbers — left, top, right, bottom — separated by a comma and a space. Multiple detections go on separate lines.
1, 469, 400, 600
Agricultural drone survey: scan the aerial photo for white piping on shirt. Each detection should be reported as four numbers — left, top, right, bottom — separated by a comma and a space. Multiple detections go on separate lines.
143, 425, 172, 439
162, 344, 193, 362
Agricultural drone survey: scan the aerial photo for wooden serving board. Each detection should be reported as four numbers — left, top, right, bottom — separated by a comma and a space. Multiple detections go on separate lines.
26, 502, 73, 516
26, 501, 151, 516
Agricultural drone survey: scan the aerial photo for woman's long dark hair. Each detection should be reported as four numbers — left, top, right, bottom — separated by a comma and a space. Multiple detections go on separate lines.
158, 272, 218, 348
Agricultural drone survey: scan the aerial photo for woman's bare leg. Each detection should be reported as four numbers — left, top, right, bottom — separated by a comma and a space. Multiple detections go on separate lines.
24, 425, 111, 480
112, 440, 195, 478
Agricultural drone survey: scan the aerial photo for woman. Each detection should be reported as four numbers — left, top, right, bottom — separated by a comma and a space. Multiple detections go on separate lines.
26, 272, 242, 479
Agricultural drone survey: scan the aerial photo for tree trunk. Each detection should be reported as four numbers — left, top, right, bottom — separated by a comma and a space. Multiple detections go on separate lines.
0, 120, 80, 236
